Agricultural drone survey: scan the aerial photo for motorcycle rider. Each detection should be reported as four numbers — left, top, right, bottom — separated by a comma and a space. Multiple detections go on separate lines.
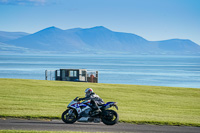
78, 88, 104, 115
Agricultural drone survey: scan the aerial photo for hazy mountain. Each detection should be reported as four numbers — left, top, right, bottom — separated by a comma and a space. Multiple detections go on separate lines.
3, 26, 200, 55
0, 42, 30, 54
156, 39, 200, 53
0, 31, 29, 42
6, 26, 89, 53
76, 26, 150, 52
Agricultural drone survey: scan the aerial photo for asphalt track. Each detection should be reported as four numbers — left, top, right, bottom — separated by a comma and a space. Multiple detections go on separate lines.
0, 118, 199, 133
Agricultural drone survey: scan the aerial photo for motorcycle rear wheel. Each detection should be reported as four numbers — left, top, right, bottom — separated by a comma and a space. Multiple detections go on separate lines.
101, 110, 119, 125
62, 109, 77, 124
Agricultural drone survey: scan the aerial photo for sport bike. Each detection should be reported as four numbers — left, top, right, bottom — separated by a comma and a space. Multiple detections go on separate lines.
61, 97, 119, 125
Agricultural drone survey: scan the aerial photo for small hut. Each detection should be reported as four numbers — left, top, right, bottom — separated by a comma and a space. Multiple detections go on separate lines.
45, 69, 98, 83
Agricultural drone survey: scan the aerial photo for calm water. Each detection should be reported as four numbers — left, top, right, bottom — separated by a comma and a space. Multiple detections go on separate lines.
0, 54, 200, 88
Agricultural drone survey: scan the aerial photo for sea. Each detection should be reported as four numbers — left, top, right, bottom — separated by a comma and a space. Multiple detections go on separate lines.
0, 54, 200, 88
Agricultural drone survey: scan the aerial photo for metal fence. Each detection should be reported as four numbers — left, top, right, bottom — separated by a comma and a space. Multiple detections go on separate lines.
45, 70, 56, 80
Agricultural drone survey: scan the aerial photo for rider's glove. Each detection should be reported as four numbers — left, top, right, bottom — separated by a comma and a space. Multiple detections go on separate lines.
78, 98, 83, 101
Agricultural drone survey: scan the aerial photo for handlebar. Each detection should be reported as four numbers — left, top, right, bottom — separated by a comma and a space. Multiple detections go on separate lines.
74, 97, 79, 101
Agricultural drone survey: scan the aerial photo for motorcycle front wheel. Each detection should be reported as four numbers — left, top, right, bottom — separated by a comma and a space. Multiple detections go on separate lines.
101, 110, 119, 125
62, 109, 78, 124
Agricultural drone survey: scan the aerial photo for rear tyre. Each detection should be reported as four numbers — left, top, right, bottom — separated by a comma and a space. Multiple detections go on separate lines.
101, 110, 119, 125
62, 109, 77, 124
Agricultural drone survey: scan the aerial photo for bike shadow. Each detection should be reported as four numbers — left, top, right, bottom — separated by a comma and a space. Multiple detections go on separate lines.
11, 121, 105, 126
12, 121, 63, 125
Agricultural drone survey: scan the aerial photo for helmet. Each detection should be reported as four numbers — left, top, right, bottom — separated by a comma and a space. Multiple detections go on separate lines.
85, 88, 93, 97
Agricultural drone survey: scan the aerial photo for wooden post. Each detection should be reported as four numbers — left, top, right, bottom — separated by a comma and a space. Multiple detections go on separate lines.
96, 71, 98, 83
55, 70, 57, 80
45, 70, 48, 80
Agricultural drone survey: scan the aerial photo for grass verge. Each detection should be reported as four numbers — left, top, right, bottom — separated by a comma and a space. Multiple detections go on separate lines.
0, 78, 200, 126
0, 130, 106, 133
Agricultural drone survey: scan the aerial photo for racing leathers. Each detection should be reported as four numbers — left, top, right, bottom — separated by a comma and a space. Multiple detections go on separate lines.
79, 92, 104, 114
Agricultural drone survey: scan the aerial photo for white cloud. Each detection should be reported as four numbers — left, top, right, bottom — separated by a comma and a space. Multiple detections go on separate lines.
0, 0, 47, 6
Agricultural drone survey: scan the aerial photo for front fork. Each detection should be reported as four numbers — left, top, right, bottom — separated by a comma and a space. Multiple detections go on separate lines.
68, 109, 74, 115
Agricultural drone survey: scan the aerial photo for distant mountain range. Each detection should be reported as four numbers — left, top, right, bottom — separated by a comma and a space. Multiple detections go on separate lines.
1, 26, 200, 55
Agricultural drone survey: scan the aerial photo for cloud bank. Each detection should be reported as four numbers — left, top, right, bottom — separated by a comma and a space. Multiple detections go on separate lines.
0, 0, 47, 6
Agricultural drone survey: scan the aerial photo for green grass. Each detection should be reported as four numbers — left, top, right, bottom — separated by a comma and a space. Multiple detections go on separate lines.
0, 78, 200, 126
0, 130, 106, 133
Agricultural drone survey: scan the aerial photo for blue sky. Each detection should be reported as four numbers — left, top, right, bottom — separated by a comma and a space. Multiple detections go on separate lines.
0, 0, 200, 45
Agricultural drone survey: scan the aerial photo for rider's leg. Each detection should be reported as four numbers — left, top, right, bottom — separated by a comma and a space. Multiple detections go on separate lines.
91, 99, 98, 110
90, 99, 101, 115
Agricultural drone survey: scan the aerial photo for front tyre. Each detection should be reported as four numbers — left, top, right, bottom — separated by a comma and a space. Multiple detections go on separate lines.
101, 110, 119, 125
62, 109, 77, 124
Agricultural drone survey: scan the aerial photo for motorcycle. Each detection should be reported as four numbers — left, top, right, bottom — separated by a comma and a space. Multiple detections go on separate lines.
61, 97, 119, 125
